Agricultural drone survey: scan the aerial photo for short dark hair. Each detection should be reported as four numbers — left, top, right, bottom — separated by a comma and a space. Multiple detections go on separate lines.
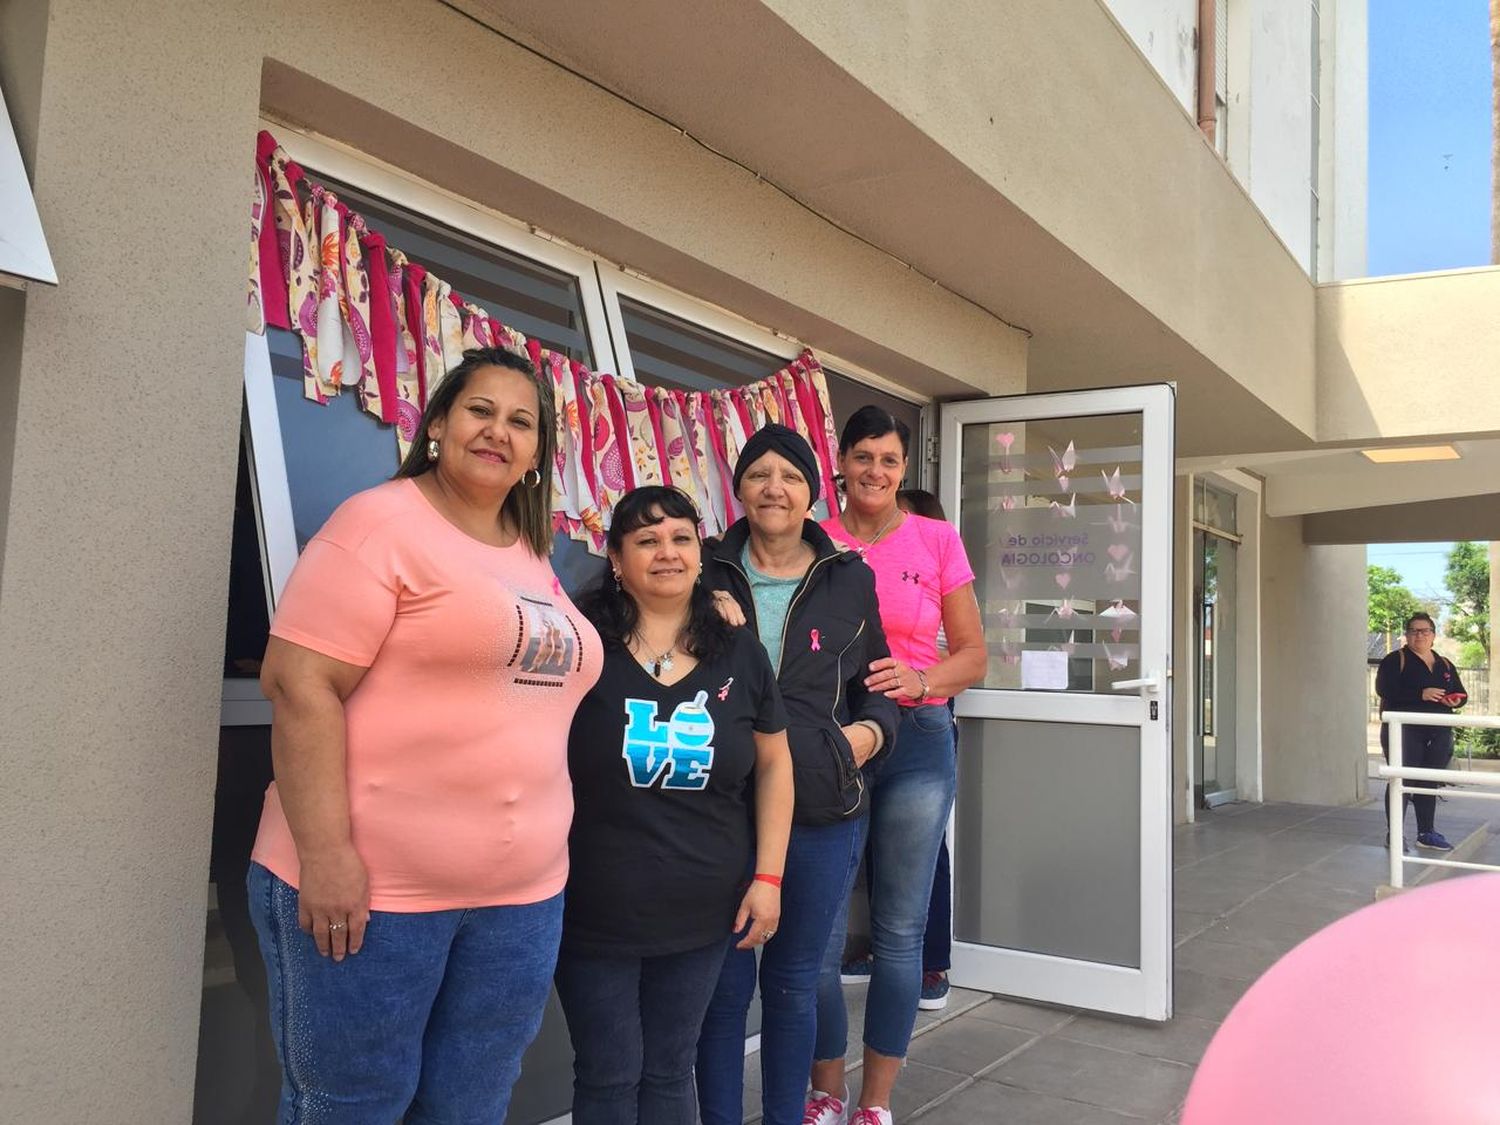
393, 347, 556, 557
1405, 612, 1437, 634
838, 404, 911, 458
575, 486, 733, 664
897, 488, 946, 521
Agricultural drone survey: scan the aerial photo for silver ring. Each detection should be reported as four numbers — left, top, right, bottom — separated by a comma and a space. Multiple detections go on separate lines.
328, 921, 347, 932
763, 930, 776, 940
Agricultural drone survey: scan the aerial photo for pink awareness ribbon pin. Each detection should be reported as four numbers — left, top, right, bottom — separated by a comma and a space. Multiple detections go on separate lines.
810, 629, 822, 652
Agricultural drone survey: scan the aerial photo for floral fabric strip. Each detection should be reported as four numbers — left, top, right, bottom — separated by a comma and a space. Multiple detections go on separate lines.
250, 130, 847, 553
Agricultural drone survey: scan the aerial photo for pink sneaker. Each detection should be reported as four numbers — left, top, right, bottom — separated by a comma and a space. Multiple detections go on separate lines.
802, 1089, 849, 1125
850, 1108, 893, 1125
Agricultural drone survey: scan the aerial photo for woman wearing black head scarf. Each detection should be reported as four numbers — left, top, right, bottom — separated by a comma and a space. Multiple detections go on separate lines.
694, 425, 899, 1125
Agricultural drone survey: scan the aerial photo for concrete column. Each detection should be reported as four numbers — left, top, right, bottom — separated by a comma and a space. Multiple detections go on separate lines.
0, 3, 259, 1119
1259, 512, 1369, 805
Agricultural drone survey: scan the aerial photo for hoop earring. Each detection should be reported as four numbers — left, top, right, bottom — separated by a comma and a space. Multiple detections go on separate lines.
426, 439, 440, 462
522, 467, 542, 488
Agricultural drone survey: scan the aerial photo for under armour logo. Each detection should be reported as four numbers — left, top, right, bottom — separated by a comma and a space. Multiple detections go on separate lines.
901, 571, 921, 585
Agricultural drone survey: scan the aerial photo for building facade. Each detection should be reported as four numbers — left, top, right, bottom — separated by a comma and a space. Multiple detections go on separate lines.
3, 1, 1498, 1121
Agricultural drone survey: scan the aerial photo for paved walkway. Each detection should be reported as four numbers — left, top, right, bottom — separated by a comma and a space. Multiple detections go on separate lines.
740, 798, 1493, 1124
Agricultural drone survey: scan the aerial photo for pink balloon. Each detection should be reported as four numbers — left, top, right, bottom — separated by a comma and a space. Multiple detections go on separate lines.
1183, 874, 1500, 1123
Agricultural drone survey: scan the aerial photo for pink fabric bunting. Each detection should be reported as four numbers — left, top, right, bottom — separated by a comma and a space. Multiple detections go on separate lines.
249, 129, 849, 553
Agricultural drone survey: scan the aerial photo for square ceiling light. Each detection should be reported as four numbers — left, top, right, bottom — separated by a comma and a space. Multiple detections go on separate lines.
1360, 445, 1461, 464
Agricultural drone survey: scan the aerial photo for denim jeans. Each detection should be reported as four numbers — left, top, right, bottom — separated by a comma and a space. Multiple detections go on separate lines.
817, 704, 957, 1060
695, 816, 867, 1125
553, 940, 728, 1125
247, 863, 561, 1124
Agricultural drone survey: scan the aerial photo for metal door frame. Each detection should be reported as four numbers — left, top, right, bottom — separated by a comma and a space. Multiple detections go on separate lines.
937, 383, 1175, 1020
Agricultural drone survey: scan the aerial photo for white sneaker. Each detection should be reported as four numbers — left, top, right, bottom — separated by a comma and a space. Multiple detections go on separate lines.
803, 1088, 849, 1125
850, 1108, 894, 1125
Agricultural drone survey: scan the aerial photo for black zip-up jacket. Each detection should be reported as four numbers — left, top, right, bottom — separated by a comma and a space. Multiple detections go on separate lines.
707, 518, 900, 826
1376, 646, 1467, 718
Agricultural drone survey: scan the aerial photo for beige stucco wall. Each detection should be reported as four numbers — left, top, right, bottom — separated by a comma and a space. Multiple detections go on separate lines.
0, 2, 1027, 1120
761, 0, 1319, 439
1258, 514, 1368, 806
0, 3, 259, 1120
1317, 267, 1500, 443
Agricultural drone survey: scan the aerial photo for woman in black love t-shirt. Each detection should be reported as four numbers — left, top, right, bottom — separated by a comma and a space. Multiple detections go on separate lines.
559, 486, 795, 1125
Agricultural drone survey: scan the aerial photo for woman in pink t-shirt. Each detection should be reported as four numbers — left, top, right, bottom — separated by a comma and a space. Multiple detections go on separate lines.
808, 407, 987, 1125
248, 347, 602, 1123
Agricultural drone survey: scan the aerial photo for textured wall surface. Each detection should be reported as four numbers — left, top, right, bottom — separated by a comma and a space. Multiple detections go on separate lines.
1258, 515, 1368, 806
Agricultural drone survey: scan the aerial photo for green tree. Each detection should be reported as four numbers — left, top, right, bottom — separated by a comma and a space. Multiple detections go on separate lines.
1445, 541, 1490, 657
1368, 565, 1426, 636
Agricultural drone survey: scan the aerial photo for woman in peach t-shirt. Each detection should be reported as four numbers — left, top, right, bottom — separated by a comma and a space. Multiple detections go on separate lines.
248, 347, 601, 1124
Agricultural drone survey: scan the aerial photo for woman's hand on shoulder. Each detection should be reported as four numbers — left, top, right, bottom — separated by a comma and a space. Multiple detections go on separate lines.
710, 588, 747, 627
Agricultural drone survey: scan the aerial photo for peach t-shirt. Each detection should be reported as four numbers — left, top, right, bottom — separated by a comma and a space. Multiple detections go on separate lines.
251, 478, 601, 912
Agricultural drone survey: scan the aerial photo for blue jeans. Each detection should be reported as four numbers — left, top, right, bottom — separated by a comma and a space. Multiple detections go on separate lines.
859, 832, 953, 973
247, 863, 561, 1124
817, 704, 957, 1060
695, 817, 867, 1125
554, 940, 728, 1125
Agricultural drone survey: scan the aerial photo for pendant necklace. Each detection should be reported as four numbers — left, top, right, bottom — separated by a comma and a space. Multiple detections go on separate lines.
632, 632, 679, 679
854, 508, 903, 558
647, 646, 676, 679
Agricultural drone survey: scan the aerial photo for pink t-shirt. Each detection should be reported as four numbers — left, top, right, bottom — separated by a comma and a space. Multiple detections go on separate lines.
822, 513, 975, 704
252, 478, 602, 912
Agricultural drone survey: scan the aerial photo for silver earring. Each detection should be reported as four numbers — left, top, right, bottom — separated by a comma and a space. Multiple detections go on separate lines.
612, 571, 622, 591
426, 439, 440, 462
523, 468, 542, 488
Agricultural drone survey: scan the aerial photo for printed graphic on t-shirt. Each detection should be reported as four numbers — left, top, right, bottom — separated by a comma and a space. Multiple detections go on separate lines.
621, 690, 717, 791
511, 595, 583, 686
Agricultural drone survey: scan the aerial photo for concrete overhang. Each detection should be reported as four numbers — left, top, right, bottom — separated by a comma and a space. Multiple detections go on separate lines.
457, 0, 1318, 457
1182, 438, 1500, 522
1317, 266, 1500, 444
1305, 493, 1500, 545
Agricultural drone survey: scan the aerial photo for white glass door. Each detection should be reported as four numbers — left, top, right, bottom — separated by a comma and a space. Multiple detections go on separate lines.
938, 385, 1174, 1021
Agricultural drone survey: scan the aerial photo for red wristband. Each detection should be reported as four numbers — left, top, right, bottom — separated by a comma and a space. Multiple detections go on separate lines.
753, 873, 783, 888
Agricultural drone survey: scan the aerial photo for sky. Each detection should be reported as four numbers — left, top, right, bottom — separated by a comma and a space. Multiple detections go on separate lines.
1365, 0, 1491, 606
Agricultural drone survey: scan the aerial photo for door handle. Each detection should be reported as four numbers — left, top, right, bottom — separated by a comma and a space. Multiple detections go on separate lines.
1112, 675, 1161, 694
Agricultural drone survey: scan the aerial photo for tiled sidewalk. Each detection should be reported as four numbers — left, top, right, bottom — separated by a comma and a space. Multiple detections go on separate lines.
740, 798, 1490, 1123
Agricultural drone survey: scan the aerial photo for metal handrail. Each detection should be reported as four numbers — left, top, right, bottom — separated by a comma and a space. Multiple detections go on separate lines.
1381, 711, 1500, 889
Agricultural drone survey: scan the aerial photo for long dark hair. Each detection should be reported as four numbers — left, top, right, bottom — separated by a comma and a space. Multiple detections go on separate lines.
394, 346, 556, 557
576, 486, 733, 664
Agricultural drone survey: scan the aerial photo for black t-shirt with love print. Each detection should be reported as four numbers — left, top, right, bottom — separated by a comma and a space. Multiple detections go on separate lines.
562, 627, 787, 957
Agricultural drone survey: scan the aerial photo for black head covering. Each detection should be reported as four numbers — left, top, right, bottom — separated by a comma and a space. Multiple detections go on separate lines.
732, 423, 821, 504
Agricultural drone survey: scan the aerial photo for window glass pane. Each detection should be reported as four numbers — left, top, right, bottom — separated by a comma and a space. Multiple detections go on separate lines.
267, 328, 398, 551
1195, 480, 1238, 535
223, 434, 271, 678
617, 296, 782, 391
959, 412, 1144, 692
319, 174, 595, 366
